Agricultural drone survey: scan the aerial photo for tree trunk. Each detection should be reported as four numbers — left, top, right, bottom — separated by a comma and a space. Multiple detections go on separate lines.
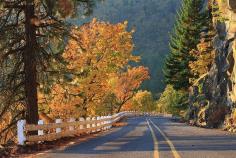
23, 0, 39, 124
116, 95, 135, 113
117, 103, 123, 113
82, 105, 88, 118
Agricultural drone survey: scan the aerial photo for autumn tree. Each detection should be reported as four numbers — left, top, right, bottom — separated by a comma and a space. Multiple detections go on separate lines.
95, 93, 118, 116
38, 84, 83, 119
42, 19, 140, 118
136, 91, 156, 112
189, 29, 215, 84
113, 66, 150, 113
0, 0, 98, 127
156, 85, 188, 115
124, 90, 155, 112
189, 2, 216, 84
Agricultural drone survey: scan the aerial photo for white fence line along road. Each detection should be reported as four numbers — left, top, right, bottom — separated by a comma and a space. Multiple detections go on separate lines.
34, 116, 236, 158
17, 111, 141, 145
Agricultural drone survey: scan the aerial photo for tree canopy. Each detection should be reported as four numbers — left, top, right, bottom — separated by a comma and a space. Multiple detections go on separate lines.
163, 0, 207, 90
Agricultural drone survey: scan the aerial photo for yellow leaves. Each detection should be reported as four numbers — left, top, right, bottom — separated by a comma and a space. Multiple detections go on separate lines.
70, 19, 135, 65
121, 90, 155, 112
63, 18, 139, 76
113, 66, 150, 102
189, 29, 216, 84
42, 84, 83, 119
0, 111, 15, 144
42, 19, 147, 117
134, 90, 151, 100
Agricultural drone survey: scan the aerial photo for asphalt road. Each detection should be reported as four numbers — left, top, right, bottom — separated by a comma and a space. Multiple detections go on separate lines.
37, 116, 236, 158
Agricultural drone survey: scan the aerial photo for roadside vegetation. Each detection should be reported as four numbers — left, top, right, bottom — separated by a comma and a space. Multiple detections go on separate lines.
159, 0, 207, 116
2, 0, 235, 154
160, 0, 236, 131
0, 0, 155, 146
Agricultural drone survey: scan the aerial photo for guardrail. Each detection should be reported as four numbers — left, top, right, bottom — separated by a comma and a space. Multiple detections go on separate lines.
17, 111, 138, 145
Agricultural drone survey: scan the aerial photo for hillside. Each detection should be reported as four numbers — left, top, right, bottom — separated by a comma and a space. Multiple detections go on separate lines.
72, 0, 180, 94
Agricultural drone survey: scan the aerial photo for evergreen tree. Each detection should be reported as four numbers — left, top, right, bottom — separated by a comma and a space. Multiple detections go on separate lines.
189, 22, 216, 84
163, 0, 207, 90
0, 0, 96, 125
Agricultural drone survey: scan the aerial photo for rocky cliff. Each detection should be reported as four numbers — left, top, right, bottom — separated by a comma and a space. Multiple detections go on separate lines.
188, 0, 236, 130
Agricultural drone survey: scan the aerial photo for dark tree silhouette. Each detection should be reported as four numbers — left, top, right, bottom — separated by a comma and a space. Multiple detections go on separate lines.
0, 0, 97, 127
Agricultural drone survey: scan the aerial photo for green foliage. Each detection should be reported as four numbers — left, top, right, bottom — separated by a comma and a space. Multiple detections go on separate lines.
189, 2, 216, 85
163, 0, 207, 90
95, 93, 118, 116
132, 91, 156, 112
0, 0, 98, 143
71, 0, 181, 94
141, 96, 155, 112
189, 29, 215, 84
156, 85, 188, 115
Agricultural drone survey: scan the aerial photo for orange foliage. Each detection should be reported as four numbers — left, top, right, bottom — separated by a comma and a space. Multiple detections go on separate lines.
63, 18, 138, 72
113, 66, 150, 112
122, 101, 133, 111
40, 19, 143, 118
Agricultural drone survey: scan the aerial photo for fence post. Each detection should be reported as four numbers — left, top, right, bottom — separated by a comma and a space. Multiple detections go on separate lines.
104, 116, 108, 130
79, 117, 84, 131
108, 115, 112, 129
56, 119, 62, 133
104, 116, 107, 130
38, 120, 44, 136
92, 117, 96, 133
106, 115, 110, 130
100, 116, 104, 130
69, 118, 75, 131
17, 120, 26, 145
97, 116, 101, 131
86, 117, 91, 133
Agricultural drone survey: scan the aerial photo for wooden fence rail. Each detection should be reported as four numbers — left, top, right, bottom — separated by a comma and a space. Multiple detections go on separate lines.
17, 111, 138, 145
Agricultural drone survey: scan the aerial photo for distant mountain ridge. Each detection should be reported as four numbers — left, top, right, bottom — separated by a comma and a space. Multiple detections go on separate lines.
73, 0, 180, 94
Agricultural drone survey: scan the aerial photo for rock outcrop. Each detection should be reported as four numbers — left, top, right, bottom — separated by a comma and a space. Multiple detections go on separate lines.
188, 0, 236, 129
219, 0, 236, 106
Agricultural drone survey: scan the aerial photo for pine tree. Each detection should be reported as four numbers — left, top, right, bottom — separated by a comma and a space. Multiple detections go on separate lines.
163, 0, 207, 90
189, 24, 216, 84
0, 0, 96, 125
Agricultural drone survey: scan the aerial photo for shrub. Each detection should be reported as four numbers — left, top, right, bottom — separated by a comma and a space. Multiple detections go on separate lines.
156, 85, 188, 115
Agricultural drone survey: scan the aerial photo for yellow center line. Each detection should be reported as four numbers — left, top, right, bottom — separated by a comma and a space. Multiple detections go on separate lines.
149, 119, 181, 158
146, 119, 159, 158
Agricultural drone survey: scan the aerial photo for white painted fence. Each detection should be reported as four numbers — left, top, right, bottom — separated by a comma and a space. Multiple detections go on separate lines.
17, 111, 138, 145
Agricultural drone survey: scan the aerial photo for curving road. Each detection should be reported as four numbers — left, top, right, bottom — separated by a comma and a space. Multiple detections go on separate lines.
37, 116, 236, 158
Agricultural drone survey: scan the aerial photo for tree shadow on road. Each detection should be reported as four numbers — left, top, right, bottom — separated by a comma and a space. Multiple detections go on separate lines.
60, 117, 154, 154
47, 117, 236, 155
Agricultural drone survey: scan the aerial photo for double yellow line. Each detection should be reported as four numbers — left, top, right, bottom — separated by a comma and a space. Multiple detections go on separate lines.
146, 118, 181, 158
147, 119, 159, 158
